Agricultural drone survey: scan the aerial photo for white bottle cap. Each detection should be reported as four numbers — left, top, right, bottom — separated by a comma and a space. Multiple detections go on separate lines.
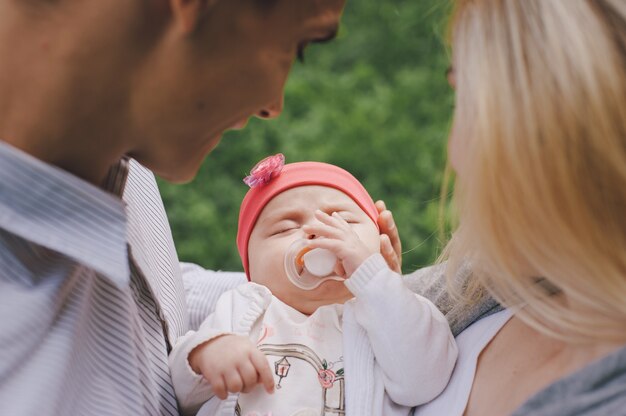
303, 248, 337, 277
283, 240, 344, 290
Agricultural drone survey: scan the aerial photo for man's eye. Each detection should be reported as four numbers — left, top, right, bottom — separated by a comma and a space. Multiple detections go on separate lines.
296, 30, 338, 64
297, 42, 309, 63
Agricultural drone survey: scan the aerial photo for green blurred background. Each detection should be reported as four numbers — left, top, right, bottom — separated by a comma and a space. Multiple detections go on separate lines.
158, 0, 455, 274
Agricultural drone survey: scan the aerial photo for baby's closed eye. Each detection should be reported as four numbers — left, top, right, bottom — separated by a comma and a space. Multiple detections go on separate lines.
269, 221, 300, 236
334, 212, 360, 224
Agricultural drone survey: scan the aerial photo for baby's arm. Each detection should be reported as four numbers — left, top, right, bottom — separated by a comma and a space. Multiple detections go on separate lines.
169, 287, 274, 415
345, 255, 457, 406
305, 211, 458, 406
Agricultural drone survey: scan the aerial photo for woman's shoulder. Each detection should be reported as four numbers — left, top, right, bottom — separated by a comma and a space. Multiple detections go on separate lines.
403, 262, 503, 336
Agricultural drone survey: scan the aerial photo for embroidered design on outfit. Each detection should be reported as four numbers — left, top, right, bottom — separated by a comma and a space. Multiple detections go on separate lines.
237, 344, 345, 415
257, 324, 275, 345
317, 359, 344, 389
274, 356, 291, 389
263, 344, 345, 415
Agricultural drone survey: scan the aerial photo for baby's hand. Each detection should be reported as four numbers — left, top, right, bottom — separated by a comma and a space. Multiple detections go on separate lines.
303, 210, 378, 277
188, 334, 275, 400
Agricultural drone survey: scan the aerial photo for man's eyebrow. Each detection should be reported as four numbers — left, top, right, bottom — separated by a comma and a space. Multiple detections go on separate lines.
311, 26, 339, 44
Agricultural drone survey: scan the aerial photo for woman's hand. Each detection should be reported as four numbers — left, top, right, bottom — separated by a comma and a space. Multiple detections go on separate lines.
188, 334, 275, 400
376, 200, 402, 273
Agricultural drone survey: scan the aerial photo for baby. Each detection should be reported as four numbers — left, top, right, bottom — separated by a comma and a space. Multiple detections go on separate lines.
169, 154, 457, 416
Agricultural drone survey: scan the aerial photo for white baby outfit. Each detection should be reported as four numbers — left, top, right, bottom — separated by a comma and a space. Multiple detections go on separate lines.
169, 254, 458, 416
237, 299, 345, 416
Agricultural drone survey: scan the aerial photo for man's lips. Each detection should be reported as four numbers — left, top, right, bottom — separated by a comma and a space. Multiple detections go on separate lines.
229, 119, 248, 130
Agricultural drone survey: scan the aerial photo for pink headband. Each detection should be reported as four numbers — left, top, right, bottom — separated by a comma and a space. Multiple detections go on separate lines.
237, 154, 379, 279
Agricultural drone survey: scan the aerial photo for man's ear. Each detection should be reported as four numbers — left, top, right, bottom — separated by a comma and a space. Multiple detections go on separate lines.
169, 0, 218, 33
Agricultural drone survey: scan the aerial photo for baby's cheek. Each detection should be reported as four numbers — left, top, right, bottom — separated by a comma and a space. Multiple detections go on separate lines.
360, 228, 382, 254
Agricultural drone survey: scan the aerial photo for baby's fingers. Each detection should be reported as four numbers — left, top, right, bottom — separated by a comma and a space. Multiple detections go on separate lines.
334, 261, 346, 278
314, 210, 351, 231
224, 370, 244, 396
302, 222, 343, 241
306, 237, 343, 254
250, 349, 275, 394
238, 360, 261, 393
210, 374, 229, 400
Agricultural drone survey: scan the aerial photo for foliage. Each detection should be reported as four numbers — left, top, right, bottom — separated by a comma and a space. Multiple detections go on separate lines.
158, 0, 455, 274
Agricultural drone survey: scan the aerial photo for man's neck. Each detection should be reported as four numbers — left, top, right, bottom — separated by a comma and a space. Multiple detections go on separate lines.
0, 4, 132, 185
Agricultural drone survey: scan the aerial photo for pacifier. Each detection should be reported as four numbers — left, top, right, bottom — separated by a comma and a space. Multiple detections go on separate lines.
284, 240, 343, 290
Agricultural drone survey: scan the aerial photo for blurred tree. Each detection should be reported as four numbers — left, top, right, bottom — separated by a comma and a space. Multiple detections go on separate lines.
158, 0, 455, 273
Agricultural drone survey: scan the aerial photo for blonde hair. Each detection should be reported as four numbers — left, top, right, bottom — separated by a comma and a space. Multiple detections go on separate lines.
444, 0, 626, 343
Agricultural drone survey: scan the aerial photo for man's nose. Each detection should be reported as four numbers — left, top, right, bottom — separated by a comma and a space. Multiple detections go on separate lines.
257, 96, 284, 119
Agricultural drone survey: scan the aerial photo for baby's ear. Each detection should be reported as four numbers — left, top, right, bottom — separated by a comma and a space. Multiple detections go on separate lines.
169, 0, 218, 33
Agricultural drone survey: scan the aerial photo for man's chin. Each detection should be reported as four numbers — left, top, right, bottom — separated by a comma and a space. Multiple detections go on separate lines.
128, 132, 222, 184
137, 156, 202, 184
155, 166, 199, 184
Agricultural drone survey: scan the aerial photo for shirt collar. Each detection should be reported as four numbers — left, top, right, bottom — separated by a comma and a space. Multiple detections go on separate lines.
0, 141, 130, 287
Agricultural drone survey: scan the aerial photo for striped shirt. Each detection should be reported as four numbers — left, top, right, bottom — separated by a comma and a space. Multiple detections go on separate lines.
0, 141, 245, 415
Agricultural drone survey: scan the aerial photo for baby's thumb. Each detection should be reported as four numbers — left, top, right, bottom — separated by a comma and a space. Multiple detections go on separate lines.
334, 261, 346, 278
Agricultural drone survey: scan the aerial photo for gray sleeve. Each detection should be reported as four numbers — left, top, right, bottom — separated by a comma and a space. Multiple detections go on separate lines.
181, 263, 246, 330
403, 262, 502, 336
512, 345, 626, 416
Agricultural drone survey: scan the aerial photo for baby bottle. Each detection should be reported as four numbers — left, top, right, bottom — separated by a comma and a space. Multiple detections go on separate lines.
284, 240, 343, 290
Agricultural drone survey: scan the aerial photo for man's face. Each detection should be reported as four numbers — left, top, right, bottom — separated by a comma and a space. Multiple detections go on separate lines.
128, 0, 346, 182
247, 185, 380, 315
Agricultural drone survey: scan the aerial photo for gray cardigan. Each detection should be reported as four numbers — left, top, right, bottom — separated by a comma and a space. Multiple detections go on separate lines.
403, 262, 501, 337
404, 264, 626, 416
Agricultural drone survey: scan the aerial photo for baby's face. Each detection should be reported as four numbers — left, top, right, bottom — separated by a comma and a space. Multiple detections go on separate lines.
247, 185, 380, 315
